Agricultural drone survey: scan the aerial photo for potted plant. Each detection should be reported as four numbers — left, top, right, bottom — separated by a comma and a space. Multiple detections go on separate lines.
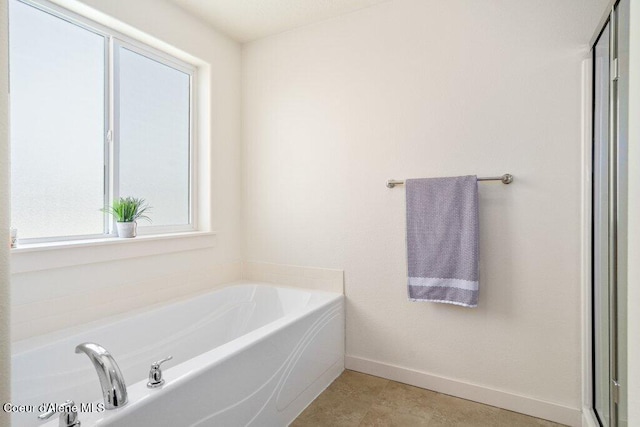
103, 197, 151, 238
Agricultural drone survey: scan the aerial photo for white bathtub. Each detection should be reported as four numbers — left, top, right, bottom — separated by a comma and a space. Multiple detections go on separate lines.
11, 283, 344, 426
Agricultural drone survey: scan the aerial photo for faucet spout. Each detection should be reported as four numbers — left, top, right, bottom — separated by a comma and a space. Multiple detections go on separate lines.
75, 342, 128, 409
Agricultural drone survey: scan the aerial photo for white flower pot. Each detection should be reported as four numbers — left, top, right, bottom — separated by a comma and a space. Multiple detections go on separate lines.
116, 221, 137, 238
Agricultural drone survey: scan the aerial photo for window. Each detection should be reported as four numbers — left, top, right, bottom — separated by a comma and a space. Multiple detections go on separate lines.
9, 0, 196, 243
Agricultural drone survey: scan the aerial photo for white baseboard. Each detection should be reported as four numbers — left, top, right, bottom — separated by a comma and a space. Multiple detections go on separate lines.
345, 355, 582, 427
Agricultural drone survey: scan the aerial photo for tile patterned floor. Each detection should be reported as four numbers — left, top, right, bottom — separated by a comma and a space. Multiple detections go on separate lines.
291, 370, 566, 427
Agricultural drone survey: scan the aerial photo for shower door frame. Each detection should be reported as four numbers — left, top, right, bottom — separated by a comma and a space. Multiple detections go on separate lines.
586, 1, 628, 426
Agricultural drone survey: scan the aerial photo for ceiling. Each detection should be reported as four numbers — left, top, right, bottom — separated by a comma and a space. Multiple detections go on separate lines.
166, 0, 392, 43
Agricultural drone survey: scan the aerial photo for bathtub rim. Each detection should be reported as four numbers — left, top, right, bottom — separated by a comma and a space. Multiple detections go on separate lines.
12, 280, 342, 355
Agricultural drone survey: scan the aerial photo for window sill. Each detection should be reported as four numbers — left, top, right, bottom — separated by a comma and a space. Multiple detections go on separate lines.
11, 231, 217, 274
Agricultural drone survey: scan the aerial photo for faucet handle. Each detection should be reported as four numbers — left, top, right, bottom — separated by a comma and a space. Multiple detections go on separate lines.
147, 356, 173, 388
152, 355, 173, 368
38, 400, 81, 427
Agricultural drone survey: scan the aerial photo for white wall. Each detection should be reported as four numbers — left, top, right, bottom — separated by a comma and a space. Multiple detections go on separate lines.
0, 0, 11, 423
627, 0, 640, 424
243, 0, 607, 422
10, 0, 243, 340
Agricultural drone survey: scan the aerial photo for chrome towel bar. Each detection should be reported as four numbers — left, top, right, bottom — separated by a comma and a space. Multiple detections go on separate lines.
386, 174, 513, 188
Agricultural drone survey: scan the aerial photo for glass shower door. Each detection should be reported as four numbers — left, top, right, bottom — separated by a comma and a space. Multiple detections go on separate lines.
592, 1, 628, 425
593, 20, 610, 426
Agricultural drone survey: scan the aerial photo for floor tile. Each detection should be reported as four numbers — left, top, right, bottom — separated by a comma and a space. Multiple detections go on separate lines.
329, 370, 390, 404
292, 371, 567, 427
426, 393, 499, 426
291, 388, 371, 427
374, 381, 439, 419
359, 403, 431, 426
427, 393, 565, 427
483, 405, 565, 427
291, 371, 386, 427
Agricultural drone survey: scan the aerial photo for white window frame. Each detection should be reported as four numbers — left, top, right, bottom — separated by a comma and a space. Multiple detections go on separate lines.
10, 0, 198, 244
111, 39, 197, 236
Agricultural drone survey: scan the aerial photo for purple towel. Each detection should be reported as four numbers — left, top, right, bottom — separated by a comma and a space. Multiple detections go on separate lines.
406, 176, 479, 307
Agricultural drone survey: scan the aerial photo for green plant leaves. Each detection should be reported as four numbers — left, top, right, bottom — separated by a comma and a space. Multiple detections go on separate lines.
102, 197, 152, 223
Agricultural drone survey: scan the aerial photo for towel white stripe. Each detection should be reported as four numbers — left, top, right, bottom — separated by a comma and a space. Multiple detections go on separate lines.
408, 277, 479, 292
409, 298, 477, 308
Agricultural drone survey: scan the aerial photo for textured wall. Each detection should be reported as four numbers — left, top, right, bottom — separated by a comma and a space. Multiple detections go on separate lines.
243, 0, 607, 413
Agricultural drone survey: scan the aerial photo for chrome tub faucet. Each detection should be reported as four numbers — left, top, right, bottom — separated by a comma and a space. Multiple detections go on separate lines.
75, 342, 128, 409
